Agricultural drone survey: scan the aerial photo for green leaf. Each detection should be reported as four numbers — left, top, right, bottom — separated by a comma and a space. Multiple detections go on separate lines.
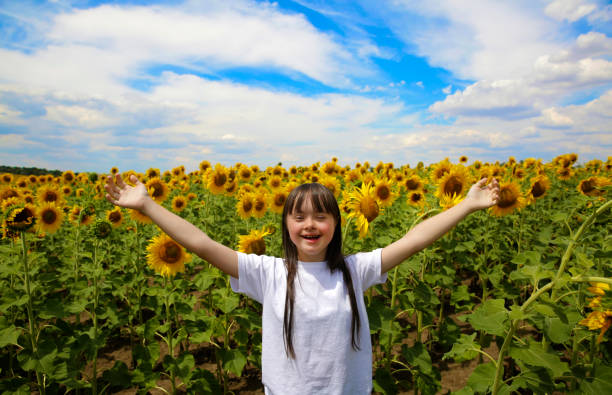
466, 362, 496, 393
0, 326, 21, 347
39, 298, 69, 319
509, 340, 569, 377
101, 361, 132, 390
443, 333, 479, 362
465, 299, 508, 336
373, 367, 397, 395
175, 353, 195, 380
218, 349, 247, 377
402, 342, 433, 375
544, 317, 571, 344
580, 364, 612, 394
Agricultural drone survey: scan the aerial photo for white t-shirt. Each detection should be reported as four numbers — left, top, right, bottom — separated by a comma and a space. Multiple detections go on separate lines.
230, 249, 387, 395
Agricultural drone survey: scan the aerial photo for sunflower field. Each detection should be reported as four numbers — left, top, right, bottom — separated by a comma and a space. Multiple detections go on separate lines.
1, 154, 611, 394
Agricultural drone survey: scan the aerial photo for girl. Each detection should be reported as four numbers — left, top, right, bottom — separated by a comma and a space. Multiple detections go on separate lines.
104, 173, 499, 394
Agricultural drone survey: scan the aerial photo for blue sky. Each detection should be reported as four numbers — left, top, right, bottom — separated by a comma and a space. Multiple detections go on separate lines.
0, 0, 611, 173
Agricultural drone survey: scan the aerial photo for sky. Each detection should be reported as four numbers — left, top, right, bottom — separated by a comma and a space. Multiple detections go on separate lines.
0, 0, 611, 173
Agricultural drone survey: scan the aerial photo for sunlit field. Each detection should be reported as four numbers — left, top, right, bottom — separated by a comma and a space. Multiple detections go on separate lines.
1, 153, 611, 394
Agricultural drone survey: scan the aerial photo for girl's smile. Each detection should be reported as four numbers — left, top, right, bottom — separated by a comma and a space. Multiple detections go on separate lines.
286, 199, 336, 262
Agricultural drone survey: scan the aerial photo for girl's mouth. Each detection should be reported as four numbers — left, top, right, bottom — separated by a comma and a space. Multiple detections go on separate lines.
302, 235, 320, 241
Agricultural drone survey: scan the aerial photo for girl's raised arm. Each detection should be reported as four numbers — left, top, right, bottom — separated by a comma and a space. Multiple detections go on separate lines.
380, 177, 499, 274
105, 173, 238, 278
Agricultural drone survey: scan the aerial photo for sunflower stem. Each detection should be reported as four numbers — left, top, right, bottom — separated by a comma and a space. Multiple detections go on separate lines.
21, 232, 45, 394
164, 276, 177, 395
91, 239, 99, 395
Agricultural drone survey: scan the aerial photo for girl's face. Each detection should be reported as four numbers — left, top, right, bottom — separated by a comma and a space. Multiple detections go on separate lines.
286, 198, 336, 262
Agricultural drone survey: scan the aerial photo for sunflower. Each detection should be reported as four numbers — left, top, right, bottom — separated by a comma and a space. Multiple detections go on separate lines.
75, 205, 95, 226
171, 166, 184, 178
37, 203, 64, 234
270, 189, 288, 214
3, 203, 37, 233
146, 233, 191, 277
224, 181, 238, 196
238, 228, 271, 255
556, 167, 573, 180
407, 191, 426, 208
439, 193, 464, 210
321, 161, 337, 175
580, 310, 612, 344
1, 173, 14, 183
490, 181, 525, 216
430, 159, 453, 183
577, 176, 610, 197
436, 166, 471, 200
107, 207, 124, 227
319, 176, 341, 198
528, 175, 550, 201
146, 168, 160, 180
15, 177, 27, 188
403, 175, 424, 192
237, 193, 255, 219
459, 155, 468, 164
268, 176, 283, 191
145, 177, 170, 203
206, 164, 228, 195
36, 185, 65, 206
238, 166, 252, 182
62, 170, 75, 184
62, 185, 72, 196
252, 192, 268, 218
110, 167, 119, 175
344, 169, 361, 184
172, 195, 188, 212
374, 178, 397, 207
199, 160, 211, 173
346, 182, 380, 238
0, 185, 21, 201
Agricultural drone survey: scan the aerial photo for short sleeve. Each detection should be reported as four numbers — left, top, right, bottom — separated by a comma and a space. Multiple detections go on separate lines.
347, 248, 387, 290
230, 252, 275, 304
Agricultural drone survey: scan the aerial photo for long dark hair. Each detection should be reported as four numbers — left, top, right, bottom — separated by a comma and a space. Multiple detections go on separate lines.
281, 183, 361, 359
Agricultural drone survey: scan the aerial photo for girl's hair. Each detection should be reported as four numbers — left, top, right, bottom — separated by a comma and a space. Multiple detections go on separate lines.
281, 183, 361, 359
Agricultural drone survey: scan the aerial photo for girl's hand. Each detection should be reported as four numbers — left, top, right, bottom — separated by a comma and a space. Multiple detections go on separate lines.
465, 177, 500, 211
104, 173, 150, 211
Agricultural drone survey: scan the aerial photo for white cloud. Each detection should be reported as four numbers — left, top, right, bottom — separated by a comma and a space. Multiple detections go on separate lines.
45, 104, 117, 128
545, 0, 597, 22
430, 32, 612, 119
539, 108, 574, 128
0, 133, 30, 148
371, 0, 562, 80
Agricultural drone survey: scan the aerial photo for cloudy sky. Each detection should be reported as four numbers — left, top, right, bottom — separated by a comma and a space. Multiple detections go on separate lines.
1, 0, 611, 173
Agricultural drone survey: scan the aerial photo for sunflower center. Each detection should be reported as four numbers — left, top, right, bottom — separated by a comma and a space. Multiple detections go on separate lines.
249, 239, 266, 255
274, 194, 286, 207
161, 241, 182, 264
271, 179, 280, 188
150, 183, 164, 198
497, 188, 518, 208
443, 176, 463, 196
580, 180, 595, 193
360, 197, 379, 223
175, 200, 185, 208
531, 182, 545, 198
44, 191, 59, 202
242, 200, 253, 212
109, 211, 122, 223
376, 185, 390, 201
214, 173, 227, 187
411, 193, 422, 203
42, 209, 57, 224
255, 200, 265, 211
405, 179, 419, 190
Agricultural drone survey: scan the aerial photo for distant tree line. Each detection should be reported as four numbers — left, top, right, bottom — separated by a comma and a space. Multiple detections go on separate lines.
0, 165, 63, 177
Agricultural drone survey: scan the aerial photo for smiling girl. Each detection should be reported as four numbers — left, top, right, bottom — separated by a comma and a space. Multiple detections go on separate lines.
105, 174, 499, 394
